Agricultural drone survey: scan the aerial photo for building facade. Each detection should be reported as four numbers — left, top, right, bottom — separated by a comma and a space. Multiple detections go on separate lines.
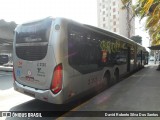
97, 0, 135, 38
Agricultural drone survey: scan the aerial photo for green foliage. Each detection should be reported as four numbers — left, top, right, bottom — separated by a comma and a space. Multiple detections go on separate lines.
156, 33, 160, 41
121, 0, 160, 46
146, 14, 159, 28
130, 35, 142, 44
121, 0, 132, 5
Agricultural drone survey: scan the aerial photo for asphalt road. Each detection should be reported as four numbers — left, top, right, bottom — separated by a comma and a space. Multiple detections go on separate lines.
0, 62, 160, 120
0, 71, 97, 120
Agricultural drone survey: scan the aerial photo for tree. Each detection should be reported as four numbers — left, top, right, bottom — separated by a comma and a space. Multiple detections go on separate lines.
122, 0, 134, 38
130, 35, 142, 44
121, 0, 160, 46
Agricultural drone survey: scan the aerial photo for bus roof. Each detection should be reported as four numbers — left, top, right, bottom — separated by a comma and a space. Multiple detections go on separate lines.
16, 17, 146, 51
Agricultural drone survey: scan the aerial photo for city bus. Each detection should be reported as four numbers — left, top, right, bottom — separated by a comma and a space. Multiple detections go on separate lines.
13, 17, 148, 104
0, 54, 9, 65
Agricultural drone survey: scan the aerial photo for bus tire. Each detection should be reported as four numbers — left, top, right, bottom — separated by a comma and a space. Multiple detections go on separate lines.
114, 69, 119, 82
103, 71, 111, 88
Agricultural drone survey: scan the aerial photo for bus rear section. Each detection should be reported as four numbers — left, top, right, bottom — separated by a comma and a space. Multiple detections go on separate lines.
13, 18, 65, 104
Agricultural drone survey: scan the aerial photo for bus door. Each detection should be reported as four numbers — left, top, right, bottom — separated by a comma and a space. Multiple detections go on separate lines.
144, 52, 149, 65
127, 47, 130, 72
141, 50, 143, 65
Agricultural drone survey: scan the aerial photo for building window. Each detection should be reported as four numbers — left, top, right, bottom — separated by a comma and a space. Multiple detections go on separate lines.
103, 11, 105, 15
113, 21, 116, 25
113, 15, 116, 19
103, 24, 106, 27
103, 5, 105, 8
113, 2, 115, 6
114, 28, 116, 32
103, 17, 105, 21
113, 8, 116, 12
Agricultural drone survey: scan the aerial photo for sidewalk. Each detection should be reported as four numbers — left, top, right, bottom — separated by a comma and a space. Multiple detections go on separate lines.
60, 64, 160, 119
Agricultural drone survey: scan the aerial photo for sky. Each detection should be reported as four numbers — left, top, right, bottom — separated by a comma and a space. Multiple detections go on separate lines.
0, 0, 149, 50
0, 0, 97, 25
135, 18, 150, 51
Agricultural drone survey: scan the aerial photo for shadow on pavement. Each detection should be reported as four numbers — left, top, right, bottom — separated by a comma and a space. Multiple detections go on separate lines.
5, 92, 98, 120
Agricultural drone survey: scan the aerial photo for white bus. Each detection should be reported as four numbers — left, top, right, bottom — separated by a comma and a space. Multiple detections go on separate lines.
13, 17, 148, 104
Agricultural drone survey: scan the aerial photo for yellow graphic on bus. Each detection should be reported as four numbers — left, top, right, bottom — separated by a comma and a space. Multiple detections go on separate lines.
100, 40, 127, 54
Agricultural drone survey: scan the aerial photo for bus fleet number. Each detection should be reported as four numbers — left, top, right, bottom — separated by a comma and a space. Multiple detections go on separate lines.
88, 77, 99, 85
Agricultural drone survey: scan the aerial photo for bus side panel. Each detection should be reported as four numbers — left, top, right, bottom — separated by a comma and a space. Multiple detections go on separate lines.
61, 22, 106, 102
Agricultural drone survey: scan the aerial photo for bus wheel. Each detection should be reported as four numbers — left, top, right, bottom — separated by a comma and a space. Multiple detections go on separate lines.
103, 71, 111, 88
114, 69, 119, 82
